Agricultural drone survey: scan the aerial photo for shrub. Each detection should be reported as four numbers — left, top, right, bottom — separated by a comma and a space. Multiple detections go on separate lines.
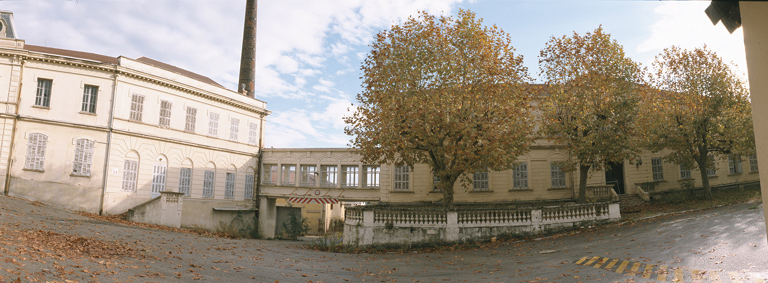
282, 210, 310, 240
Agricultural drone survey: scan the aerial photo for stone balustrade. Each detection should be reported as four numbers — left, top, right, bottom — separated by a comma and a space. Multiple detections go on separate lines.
344, 202, 620, 246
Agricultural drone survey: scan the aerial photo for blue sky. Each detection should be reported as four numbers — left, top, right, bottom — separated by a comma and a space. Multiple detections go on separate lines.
3, 0, 746, 148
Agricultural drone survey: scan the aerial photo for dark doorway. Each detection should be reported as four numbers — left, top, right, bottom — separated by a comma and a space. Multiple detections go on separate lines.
605, 162, 625, 194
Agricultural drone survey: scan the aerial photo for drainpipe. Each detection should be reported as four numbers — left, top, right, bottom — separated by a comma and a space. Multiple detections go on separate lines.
98, 65, 119, 215
254, 114, 265, 203
4, 56, 24, 196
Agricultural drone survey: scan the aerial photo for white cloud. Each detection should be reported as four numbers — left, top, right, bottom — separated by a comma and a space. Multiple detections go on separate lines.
637, 2, 747, 78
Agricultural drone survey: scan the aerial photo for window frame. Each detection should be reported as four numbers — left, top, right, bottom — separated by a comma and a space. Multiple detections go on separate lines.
179, 167, 192, 197
363, 165, 380, 188
281, 164, 296, 186
513, 162, 528, 190
300, 165, 317, 187
224, 172, 236, 199
185, 107, 197, 133
208, 112, 219, 137
158, 100, 172, 128
550, 162, 567, 188
749, 154, 759, 172
35, 78, 52, 108
151, 164, 167, 198
129, 94, 144, 122
341, 165, 359, 188
229, 118, 240, 141
244, 174, 254, 199
651, 157, 664, 181
71, 139, 95, 176
679, 164, 692, 179
320, 165, 337, 187
24, 133, 48, 171
262, 164, 278, 184
473, 171, 489, 191
202, 170, 215, 198
121, 160, 138, 192
707, 155, 717, 177
393, 165, 410, 191
728, 154, 743, 174
81, 85, 98, 113
248, 122, 259, 145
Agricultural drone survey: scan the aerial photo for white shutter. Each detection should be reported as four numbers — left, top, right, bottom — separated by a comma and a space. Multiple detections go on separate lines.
203, 170, 215, 198
179, 168, 191, 196
151, 164, 167, 198
122, 160, 138, 192
244, 174, 254, 199
225, 173, 235, 199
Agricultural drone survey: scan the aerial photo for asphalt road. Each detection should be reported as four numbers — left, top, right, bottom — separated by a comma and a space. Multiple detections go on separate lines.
0, 195, 766, 282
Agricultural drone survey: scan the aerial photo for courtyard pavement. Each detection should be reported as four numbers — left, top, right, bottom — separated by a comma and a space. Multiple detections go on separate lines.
0, 195, 766, 282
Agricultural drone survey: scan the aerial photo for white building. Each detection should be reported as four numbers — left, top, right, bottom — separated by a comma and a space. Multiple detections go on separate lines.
0, 10, 270, 229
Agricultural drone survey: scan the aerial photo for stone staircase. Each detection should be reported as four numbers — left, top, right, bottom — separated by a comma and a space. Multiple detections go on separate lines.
619, 194, 646, 213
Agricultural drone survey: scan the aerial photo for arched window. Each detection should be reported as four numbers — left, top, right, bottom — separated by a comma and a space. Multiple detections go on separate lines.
151, 155, 168, 198
24, 133, 48, 171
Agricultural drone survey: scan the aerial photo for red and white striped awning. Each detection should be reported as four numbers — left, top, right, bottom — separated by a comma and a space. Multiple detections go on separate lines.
287, 197, 339, 204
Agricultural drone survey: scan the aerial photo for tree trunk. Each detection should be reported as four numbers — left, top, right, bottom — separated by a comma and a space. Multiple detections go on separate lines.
440, 175, 458, 208
578, 164, 590, 203
697, 154, 713, 199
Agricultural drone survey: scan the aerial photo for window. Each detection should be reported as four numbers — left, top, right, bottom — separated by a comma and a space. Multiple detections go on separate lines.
72, 139, 95, 176
652, 158, 664, 181
208, 112, 219, 137
24, 133, 47, 171
225, 173, 236, 199
151, 164, 167, 198
203, 170, 215, 198
129, 94, 144, 121
229, 118, 240, 141
728, 154, 743, 174
473, 171, 489, 191
179, 167, 192, 197
320, 165, 337, 187
300, 165, 317, 187
341, 165, 359, 188
707, 155, 717, 177
393, 165, 409, 191
244, 174, 254, 199
159, 100, 172, 127
35, 79, 52, 107
749, 154, 759, 172
262, 164, 278, 184
81, 85, 98, 113
363, 166, 380, 188
121, 160, 138, 192
680, 165, 692, 179
432, 173, 441, 192
248, 122, 259, 145
513, 162, 528, 189
550, 162, 566, 188
185, 107, 197, 132
281, 165, 296, 186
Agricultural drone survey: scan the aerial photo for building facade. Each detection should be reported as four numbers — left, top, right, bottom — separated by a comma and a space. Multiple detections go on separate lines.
0, 11, 269, 229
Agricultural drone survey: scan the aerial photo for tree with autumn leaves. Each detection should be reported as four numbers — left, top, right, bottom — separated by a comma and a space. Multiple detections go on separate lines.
644, 46, 754, 199
344, 10, 535, 206
538, 26, 645, 203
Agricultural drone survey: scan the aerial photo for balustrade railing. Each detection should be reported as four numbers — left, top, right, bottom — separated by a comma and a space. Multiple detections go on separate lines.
374, 210, 447, 225
457, 209, 530, 225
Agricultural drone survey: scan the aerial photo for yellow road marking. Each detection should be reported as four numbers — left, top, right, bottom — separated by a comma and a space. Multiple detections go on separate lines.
642, 264, 655, 279
729, 272, 741, 283
585, 256, 599, 266
615, 260, 629, 273
710, 270, 722, 283
575, 256, 588, 264
657, 265, 668, 281
604, 259, 618, 270
629, 262, 642, 274
691, 269, 703, 283
594, 257, 609, 268
674, 268, 684, 282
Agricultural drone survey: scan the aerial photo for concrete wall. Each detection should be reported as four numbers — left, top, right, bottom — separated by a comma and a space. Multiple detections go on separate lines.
741, 1, 768, 241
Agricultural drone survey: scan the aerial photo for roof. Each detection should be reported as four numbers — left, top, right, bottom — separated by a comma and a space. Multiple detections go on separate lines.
23, 44, 223, 88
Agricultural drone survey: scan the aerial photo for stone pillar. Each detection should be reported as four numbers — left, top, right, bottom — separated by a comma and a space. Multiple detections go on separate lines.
608, 203, 621, 221
362, 210, 374, 245
446, 211, 458, 242
531, 209, 542, 232
259, 197, 277, 238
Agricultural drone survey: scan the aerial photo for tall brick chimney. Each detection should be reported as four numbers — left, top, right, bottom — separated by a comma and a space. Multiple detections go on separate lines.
238, 0, 257, 97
